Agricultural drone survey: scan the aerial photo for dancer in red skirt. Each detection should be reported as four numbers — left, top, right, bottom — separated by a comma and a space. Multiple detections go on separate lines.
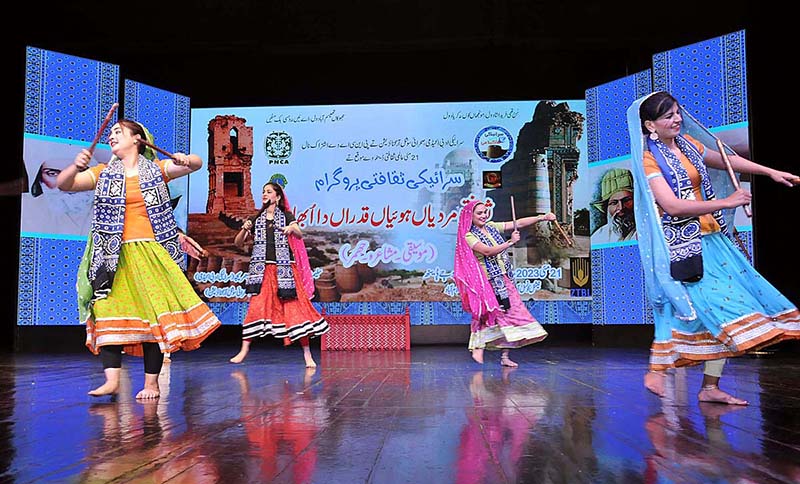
229, 182, 329, 367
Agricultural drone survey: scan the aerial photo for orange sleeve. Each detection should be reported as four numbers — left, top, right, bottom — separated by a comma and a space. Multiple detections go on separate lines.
642, 152, 662, 178
158, 159, 172, 182
644, 134, 707, 179
87, 163, 107, 185
683, 134, 705, 157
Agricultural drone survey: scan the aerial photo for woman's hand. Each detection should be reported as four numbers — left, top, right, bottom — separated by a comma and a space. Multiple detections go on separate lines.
509, 230, 521, 245
541, 212, 557, 222
282, 224, 301, 237
724, 188, 752, 209
178, 232, 207, 260
767, 168, 800, 187
73, 149, 91, 172
171, 152, 192, 166
241, 219, 253, 232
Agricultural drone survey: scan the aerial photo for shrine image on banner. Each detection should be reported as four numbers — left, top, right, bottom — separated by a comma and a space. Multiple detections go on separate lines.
187, 100, 591, 304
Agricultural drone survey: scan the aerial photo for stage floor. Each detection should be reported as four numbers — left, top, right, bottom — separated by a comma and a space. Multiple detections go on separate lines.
1, 345, 799, 483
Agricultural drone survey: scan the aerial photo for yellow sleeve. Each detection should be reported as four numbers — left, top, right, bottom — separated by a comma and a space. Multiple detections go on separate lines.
487, 221, 505, 232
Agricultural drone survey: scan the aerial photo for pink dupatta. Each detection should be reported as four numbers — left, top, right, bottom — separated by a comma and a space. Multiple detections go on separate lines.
453, 200, 502, 325
284, 195, 316, 299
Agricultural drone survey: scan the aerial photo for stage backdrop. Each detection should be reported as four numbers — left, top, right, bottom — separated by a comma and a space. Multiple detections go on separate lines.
188, 101, 594, 326
586, 29, 753, 325
17, 32, 748, 329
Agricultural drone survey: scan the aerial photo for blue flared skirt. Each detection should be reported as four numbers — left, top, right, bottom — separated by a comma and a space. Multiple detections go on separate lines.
650, 232, 800, 369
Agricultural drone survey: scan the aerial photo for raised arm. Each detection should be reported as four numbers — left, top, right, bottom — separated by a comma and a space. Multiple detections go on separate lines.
56, 149, 97, 192
164, 153, 203, 180
234, 219, 252, 248
648, 175, 750, 218
704, 150, 799, 187
505, 212, 557, 230
470, 230, 521, 257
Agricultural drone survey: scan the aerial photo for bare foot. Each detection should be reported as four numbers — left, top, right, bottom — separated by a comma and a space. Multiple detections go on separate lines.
471, 348, 484, 364
644, 371, 666, 397
230, 349, 248, 364
698, 385, 748, 405
304, 356, 317, 368
500, 355, 518, 367
135, 386, 160, 400
88, 381, 119, 397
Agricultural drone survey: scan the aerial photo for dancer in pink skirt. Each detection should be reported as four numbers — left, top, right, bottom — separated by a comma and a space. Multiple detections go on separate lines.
453, 200, 552, 367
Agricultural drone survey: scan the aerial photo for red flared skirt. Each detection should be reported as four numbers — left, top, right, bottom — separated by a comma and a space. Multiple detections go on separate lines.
242, 264, 329, 345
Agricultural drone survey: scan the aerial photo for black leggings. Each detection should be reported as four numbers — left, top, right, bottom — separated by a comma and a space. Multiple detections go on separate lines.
100, 343, 163, 375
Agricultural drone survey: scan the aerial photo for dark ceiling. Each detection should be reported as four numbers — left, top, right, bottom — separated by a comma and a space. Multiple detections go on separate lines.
10, 0, 757, 107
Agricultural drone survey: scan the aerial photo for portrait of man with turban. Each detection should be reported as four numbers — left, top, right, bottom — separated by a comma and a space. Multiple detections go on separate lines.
591, 168, 637, 243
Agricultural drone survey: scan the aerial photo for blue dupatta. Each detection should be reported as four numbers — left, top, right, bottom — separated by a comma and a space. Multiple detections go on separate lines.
627, 94, 737, 321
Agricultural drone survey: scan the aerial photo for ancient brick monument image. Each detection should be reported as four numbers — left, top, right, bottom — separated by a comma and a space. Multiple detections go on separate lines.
187, 116, 258, 301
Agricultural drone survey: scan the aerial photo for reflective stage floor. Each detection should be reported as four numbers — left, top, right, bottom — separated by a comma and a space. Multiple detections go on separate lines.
1, 345, 799, 483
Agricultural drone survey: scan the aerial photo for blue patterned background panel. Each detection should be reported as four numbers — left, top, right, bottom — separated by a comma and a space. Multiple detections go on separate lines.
586, 71, 652, 164
652, 30, 747, 128
25, 47, 119, 141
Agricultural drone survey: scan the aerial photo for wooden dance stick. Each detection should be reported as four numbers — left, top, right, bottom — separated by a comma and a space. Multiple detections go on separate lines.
716, 139, 751, 218
551, 219, 574, 247
679, 106, 752, 217
88, 103, 118, 154
677, 107, 753, 256
135, 136, 176, 159
733, 229, 751, 261
507, 196, 518, 268
80, 102, 119, 171
713, 140, 753, 257
510, 195, 517, 231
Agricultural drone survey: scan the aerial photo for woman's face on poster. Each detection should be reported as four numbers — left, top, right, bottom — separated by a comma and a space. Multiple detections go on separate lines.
39, 162, 63, 189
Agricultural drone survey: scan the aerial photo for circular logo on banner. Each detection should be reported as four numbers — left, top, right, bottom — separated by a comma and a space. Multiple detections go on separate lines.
474, 126, 514, 163
265, 131, 293, 159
